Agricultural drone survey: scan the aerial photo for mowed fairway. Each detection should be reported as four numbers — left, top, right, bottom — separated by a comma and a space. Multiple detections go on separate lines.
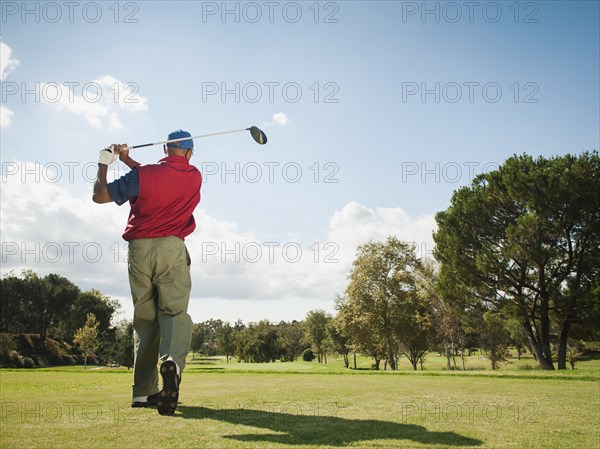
1, 363, 599, 449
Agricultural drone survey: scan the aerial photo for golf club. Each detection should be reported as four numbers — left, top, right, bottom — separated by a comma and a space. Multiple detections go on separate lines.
126, 126, 267, 150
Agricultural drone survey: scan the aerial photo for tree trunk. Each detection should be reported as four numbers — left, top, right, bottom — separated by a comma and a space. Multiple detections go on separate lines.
387, 339, 397, 370
451, 343, 457, 370
557, 320, 571, 370
445, 344, 452, 370
539, 296, 554, 367
353, 352, 357, 369
343, 354, 349, 368
374, 357, 381, 370
522, 317, 554, 369
411, 358, 417, 370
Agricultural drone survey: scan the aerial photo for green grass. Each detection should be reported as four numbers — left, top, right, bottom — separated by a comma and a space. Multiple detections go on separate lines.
1, 358, 599, 448
182, 353, 600, 380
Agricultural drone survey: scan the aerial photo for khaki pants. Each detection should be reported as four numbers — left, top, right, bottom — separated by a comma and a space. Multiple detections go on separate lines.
128, 236, 193, 398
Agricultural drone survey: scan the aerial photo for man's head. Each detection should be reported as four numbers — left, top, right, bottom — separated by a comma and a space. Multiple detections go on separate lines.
165, 129, 194, 159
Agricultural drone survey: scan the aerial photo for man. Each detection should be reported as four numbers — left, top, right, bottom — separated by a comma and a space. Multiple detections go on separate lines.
92, 130, 202, 416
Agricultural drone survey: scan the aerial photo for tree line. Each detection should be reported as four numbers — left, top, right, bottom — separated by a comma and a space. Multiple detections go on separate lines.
2, 152, 598, 371
0, 270, 133, 368
190, 152, 599, 371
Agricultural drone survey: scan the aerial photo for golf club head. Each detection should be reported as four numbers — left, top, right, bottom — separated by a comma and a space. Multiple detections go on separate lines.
248, 126, 268, 145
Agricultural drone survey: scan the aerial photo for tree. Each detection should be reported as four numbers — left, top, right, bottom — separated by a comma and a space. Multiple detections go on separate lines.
202, 319, 224, 356
277, 320, 305, 362
396, 291, 432, 371
113, 320, 134, 369
304, 310, 331, 363
235, 320, 279, 363
336, 294, 387, 369
0, 272, 31, 333
479, 312, 510, 370
73, 313, 100, 370
41, 274, 80, 342
217, 322, 236, 362
190, 323, 205, 359
327, 315, 351, 368
434, 152, 600, 370
57, 290, 118, 343
343, 237, 422, 370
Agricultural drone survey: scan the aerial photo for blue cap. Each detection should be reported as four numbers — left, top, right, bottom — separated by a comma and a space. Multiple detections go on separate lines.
167, 129, 194, 150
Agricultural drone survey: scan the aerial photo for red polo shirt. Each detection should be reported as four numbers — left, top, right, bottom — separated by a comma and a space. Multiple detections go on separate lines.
122, 155, 202, 241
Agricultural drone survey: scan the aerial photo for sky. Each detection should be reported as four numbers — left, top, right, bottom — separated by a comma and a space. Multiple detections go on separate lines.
1, 1, 599, 324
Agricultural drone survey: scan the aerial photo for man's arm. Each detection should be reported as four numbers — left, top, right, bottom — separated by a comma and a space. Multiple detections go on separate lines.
92, 144, 141, 204
93, 163, 113, 204
116, 144, 141, 169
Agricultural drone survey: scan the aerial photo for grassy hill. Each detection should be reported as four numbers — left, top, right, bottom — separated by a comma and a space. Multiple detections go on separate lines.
0, 333, 100, 368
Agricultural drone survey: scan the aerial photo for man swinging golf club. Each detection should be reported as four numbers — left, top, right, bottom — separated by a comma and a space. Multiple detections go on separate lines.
92, 130, 201, 416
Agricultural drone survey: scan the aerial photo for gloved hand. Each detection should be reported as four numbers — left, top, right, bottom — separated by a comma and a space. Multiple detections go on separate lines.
98, 145, 118, 166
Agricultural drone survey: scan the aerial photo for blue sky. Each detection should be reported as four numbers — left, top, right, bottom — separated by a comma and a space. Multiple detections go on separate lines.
1, 1, 599, 323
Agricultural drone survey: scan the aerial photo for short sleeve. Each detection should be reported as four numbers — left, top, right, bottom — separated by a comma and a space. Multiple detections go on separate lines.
107, 169, 140, 206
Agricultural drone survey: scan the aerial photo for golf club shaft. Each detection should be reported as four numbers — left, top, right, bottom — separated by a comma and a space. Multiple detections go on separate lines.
128, 128, 249, 150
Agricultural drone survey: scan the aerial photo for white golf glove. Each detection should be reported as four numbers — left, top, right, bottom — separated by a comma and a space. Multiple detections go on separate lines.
98, 145, 118, 166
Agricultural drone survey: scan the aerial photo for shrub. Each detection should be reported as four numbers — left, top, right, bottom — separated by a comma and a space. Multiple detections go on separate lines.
49, 354, 64, 365
518, 363, 536, 370
23, 357, 35, 368
302, 348, 315, 362
10, 350, 24, 368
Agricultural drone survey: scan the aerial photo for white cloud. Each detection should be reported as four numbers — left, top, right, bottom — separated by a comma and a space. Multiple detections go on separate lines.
94, 75, 149, 113
1, 105, 14, 127
39, 75, 148, 130
1, 167, 436, 322
263, 112, 289, 128
327, 202, 436, 264
1, 41, 19, 127
0, 41, 20, 81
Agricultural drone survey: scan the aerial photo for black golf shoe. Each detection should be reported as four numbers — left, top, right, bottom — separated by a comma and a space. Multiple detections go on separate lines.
157, 360, 180, 416
131, 392, 159, 408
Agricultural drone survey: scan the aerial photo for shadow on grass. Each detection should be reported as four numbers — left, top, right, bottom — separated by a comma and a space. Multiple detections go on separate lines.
177, 405, 483, 447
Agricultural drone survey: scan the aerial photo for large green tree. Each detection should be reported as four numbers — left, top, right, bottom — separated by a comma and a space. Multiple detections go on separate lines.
216, 322, 236, 362
190, 322, 206, 359
235, 320, 279, 363
434, 152, 600, 370
342, 237, 423, 370
55, 289, 119, 346
0, 271, 44, 336
304, 310, 331, 363
336, 294, 387, 369
277, 320, 305, 362
41, 274, 80, 341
